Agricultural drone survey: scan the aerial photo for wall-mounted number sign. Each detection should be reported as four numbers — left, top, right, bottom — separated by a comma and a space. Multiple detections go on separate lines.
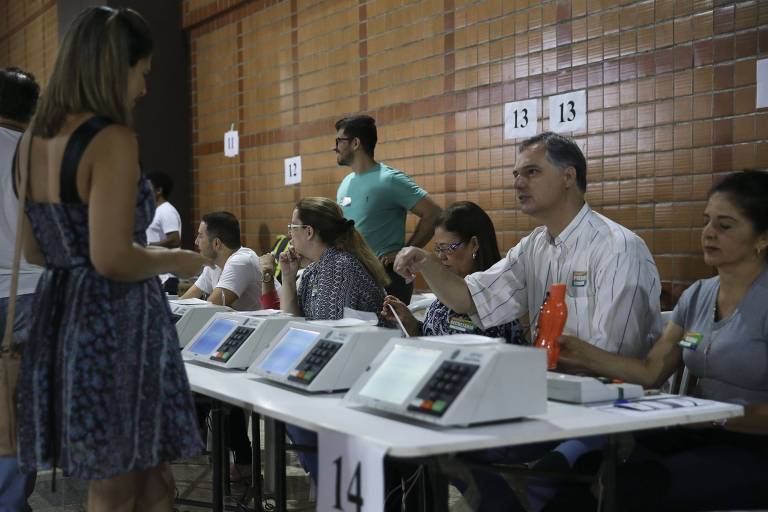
284, 155, 302, 186
318, 431, 386, 512
504, 99, 538, 139
548, 90, 586, 133
224, 125, 239, 158
757, 59, 768, 109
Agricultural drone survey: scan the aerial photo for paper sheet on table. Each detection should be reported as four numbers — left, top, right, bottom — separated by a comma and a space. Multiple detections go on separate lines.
238, 309, 284, 316
309, 318, 372, 327
424, 334, 503, 345
594, 396, 718, 417
170, 298, 209, 305
309, 308, 379, 327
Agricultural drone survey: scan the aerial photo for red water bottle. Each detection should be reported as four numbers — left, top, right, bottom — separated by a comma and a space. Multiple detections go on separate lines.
534, 283, 568, 369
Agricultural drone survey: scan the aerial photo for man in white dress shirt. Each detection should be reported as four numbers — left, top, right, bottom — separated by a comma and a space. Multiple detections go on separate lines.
396, 131, 662, 357
395, 132, 663, 511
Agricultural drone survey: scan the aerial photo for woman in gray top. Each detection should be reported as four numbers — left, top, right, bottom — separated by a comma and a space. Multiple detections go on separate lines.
556, 171, 768, 511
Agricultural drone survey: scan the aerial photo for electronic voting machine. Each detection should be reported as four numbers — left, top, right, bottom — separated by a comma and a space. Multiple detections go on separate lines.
248, 320, 398, 392
547, 372, 644, 403
183, 311, 301, 369
169, 298, 230, 348
345, 335, 547, 426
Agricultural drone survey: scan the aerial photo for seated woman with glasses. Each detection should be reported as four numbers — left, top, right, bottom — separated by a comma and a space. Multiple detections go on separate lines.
382, 201, 524, 344
279, 196, 388, 319
279, 197, 389, 483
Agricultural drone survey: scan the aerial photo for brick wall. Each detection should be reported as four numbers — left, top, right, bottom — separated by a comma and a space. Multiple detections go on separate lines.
0, 0, 58, 87
3, 1, 767, 307
183, 0, 768, 304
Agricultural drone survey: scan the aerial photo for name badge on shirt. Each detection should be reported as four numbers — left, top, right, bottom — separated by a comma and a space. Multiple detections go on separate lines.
678, 332, 703, 350
449, 316, 476, 333
571, 270, 588, 287
341, 196, 352, 206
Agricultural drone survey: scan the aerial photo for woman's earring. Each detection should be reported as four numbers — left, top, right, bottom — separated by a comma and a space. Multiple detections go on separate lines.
472, 251, 477, 260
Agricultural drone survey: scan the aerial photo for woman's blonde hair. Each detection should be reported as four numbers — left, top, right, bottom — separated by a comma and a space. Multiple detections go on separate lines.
296, 197, 390, 288
32, 7, 152, 137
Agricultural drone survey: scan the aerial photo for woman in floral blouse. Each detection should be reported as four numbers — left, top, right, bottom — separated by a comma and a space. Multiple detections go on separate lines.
382, 201, 524, 344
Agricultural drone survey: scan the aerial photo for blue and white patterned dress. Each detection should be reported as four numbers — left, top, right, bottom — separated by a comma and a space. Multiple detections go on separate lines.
16, 117, 202, 479
297, 247, 385, 320
420, 299, 526, 344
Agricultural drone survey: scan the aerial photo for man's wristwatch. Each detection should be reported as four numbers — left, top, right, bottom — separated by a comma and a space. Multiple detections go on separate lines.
262, 271, 274, 283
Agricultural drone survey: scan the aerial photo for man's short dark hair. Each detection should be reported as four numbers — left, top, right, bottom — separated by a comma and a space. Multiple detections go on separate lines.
147, 171, 174, 199
0, 67, 40, 124
202, 211, 241, 250
519, 132, 587, 193
335, 115, 377, 157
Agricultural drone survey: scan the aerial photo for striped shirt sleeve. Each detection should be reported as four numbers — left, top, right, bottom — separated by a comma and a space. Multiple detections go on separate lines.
465, 242, 529, 330
590, 247, 662, 358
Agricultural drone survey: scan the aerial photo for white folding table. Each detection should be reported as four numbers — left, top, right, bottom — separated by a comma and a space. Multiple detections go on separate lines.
184, 361, 743, 512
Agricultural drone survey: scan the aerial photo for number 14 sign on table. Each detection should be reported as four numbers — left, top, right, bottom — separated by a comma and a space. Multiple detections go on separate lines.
318, 431, 387, 512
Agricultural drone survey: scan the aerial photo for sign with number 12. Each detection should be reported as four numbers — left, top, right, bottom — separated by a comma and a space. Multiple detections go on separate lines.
318, 431, 386, 512
284, 155, 302, 186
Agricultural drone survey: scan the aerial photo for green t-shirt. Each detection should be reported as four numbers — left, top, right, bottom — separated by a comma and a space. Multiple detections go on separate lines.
336, 163, 427, 257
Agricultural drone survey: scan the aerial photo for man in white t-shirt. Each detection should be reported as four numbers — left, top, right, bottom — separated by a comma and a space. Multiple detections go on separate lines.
180, 211, 263, 311
0, 66, 39, 512
145, 171, 182, 294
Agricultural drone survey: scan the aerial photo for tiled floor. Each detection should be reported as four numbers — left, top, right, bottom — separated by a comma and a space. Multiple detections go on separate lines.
28, 450, 317, 512
26, 419, 469, 511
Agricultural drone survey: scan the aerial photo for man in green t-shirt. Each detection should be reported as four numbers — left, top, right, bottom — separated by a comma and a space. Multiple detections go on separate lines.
335, 115, 441, 303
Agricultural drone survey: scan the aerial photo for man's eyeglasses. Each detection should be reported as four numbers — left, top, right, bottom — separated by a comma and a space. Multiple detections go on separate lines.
433, 240, 464, 256
287, 224, 309, 233
335, 137, 353, 147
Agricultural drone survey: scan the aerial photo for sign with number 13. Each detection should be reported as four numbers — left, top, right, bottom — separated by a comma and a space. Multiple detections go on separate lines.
548, 90, 587, 133
504, 99, 538, 139
318, 431, 386, 512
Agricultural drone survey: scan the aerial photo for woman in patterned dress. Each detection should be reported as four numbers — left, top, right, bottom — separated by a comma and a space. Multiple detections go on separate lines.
279, 196, 388, 320
278, 197, 388, 481
382, 201, 524, 343
16, 7, 208, 511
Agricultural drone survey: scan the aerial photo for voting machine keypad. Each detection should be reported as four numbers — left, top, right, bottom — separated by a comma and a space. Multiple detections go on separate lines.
288, 340, 342, 384
210, 326, 255, 363
408, 361, 479, 416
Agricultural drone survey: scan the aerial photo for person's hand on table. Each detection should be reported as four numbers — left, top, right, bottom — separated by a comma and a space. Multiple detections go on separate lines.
556, 335, 597, 374
380, 295, 420, 335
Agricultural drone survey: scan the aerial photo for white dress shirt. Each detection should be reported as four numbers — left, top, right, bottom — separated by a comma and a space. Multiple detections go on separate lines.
466, 204, 662, 357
